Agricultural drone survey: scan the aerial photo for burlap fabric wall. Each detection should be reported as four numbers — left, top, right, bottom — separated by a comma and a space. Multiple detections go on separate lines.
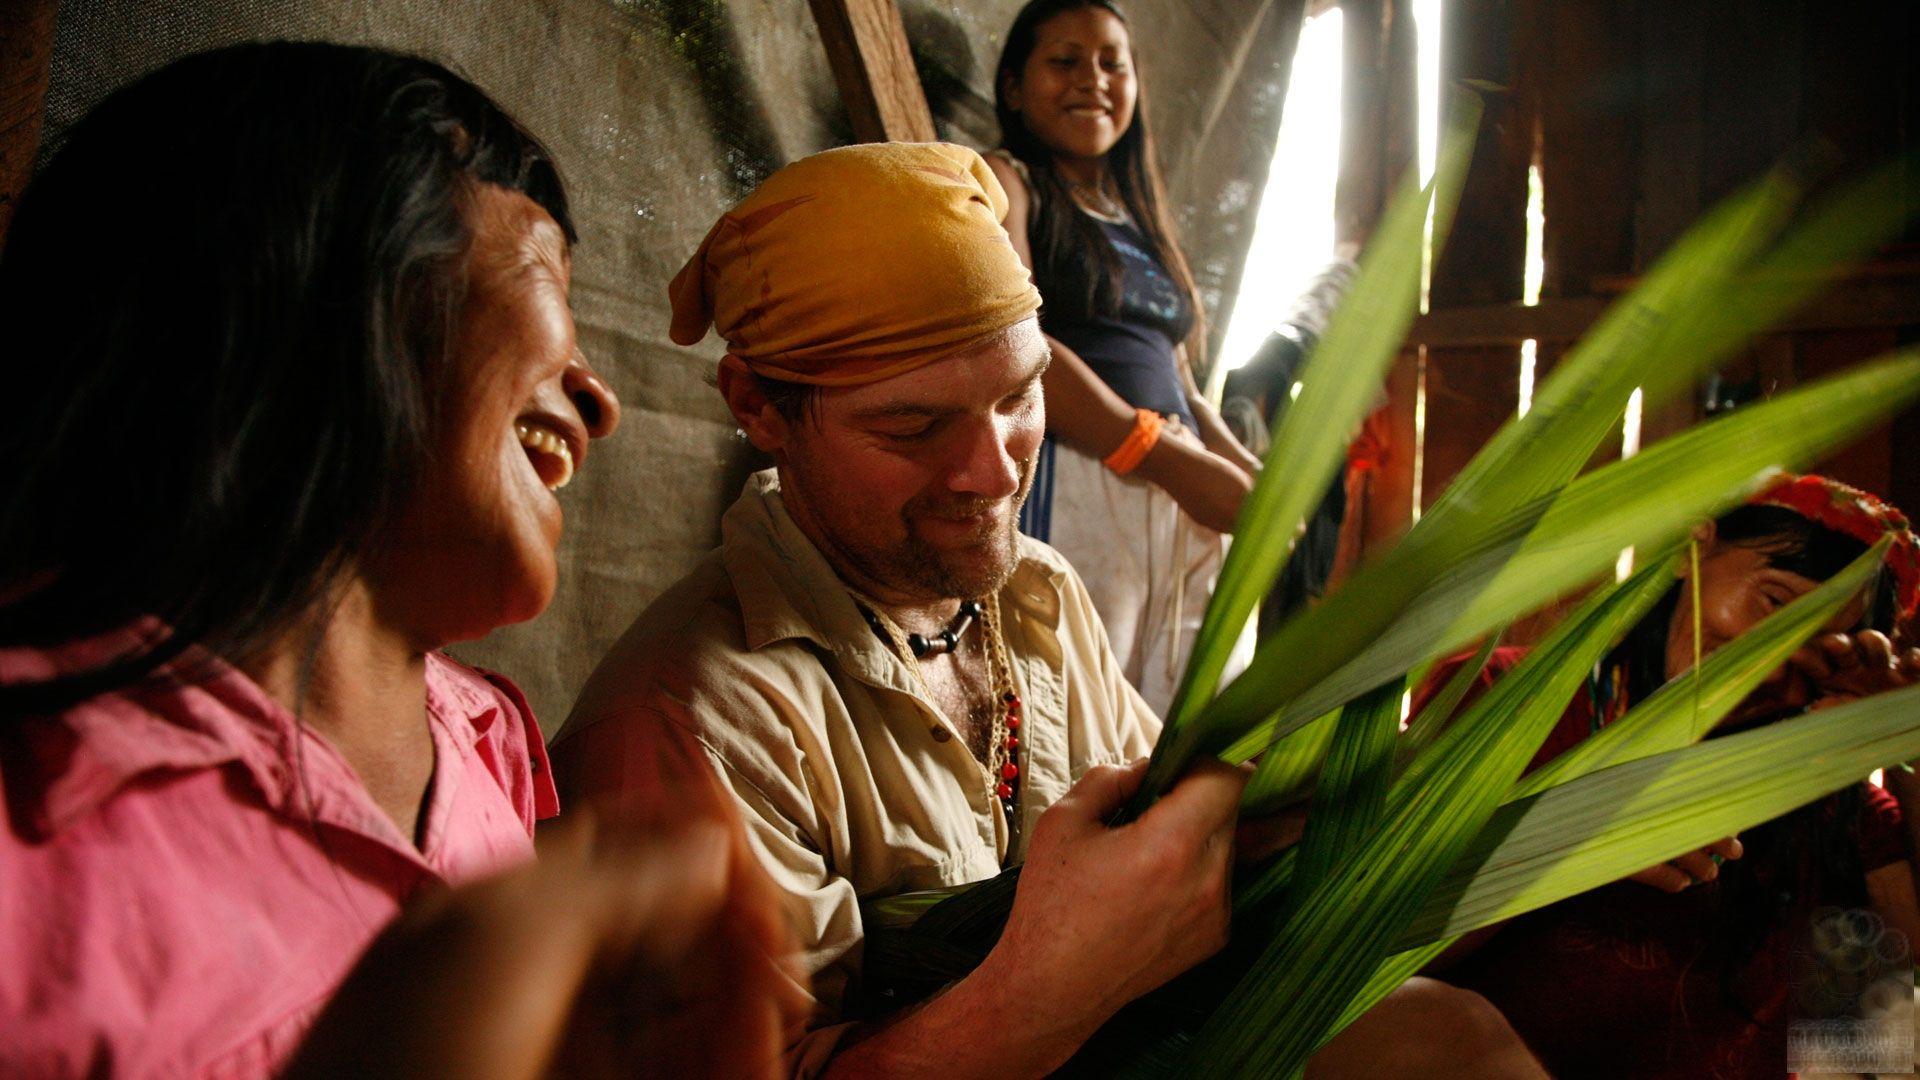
37, 0, 1304, 729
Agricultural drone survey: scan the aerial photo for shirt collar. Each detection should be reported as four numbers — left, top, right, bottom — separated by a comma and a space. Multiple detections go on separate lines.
720, 469, 1068, 677
4, 636, 508, 841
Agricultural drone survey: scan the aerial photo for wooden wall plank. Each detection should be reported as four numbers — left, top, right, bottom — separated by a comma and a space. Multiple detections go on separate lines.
0, 0, 58, 244
1797, 328, 1902, 499
1422, 0, 1529, 511
1697, 0, 1803, 210
806, 0, 937, 144
1406, 271, 1920, 347
1535, 0, 1638, 300
1632, 0, 1705, 270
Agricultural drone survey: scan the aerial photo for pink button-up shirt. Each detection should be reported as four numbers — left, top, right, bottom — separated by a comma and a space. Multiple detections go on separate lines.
0, 640, 558, 1078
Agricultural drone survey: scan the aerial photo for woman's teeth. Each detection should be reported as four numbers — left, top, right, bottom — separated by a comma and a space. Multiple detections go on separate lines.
515, 421, 575, 491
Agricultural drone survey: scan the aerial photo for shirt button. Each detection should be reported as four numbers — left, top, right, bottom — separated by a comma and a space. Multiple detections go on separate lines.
931, 726, 952, 743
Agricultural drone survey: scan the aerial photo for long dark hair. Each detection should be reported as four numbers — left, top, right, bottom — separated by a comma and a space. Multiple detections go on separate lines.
1600, 504, 1895, 1017
993, 0, 1208, 368
0, 42, 572, 717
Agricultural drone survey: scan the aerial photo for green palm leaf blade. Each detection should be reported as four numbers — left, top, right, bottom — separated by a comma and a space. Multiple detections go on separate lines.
1414, 175, 1795, 540
1514, 535, 1891, 799
1216, 350, 1920, 767
1239, 632, 1496, 818
1236, 707, 1340, 812
1287, 680, 1406, 895
1316, 538, 1886, 1036
1392, 630, 1503, 774
1112, 535, 1885, 1069
1325, 938, 1453, 1039
1185, 559, 1675, 1076
1143, 95, 1482, 811
1396, 684, 1920, 950
1422, 160, 1909, 541
1201, 164, 1915, 772
1389, 560, 1675, 803
1193, 169, 1812, 772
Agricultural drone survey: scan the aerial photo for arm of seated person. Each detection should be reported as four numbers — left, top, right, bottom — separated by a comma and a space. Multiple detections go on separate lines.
285, 806, 799, 1080
822, 760, 1247, 1078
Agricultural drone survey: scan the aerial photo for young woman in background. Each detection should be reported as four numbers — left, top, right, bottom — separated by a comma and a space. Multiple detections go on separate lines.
987, 0, 1260, 714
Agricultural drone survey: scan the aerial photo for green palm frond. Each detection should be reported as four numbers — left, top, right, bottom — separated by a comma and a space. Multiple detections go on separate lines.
863, 120, 1920, 1076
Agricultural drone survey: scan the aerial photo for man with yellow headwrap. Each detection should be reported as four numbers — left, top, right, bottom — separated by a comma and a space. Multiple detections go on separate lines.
551, 143, 1542, 1079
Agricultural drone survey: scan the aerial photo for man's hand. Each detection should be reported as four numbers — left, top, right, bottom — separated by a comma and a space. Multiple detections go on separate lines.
987, 759, 1246, 1038
1628, 835, 1744, 893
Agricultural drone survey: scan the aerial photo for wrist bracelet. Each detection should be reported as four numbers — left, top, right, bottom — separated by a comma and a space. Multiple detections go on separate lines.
1104, 408, 1165, 475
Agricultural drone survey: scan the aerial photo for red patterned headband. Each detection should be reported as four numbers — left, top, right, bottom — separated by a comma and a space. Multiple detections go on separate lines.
1749, 473, 1920, 622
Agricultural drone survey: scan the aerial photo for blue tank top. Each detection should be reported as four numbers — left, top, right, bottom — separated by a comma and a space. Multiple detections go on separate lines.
1040, 214, 1197, 431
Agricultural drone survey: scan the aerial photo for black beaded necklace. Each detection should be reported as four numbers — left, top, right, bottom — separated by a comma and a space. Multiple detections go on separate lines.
860, 599, 983, 658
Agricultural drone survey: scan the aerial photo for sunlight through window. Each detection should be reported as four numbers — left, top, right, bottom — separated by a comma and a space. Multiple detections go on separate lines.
1215, 9, 1345, 375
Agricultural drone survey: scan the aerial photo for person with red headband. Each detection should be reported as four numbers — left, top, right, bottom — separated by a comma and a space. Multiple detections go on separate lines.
1411, 472, 1920, 1078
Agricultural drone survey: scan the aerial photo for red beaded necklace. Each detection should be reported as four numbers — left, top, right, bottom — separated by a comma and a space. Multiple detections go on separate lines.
860, 594, 1025, 827
978, 596, 1024, 821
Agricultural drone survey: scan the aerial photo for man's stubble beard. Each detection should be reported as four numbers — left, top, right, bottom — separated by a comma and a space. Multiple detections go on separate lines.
790, 447, 1037, 602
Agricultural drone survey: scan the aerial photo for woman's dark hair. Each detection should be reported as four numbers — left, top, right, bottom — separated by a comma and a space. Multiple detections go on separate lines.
0, 41, 572, 717
1606, 505, 1892, 710
1597, 503, 1895, 1019
993, 0, 1209, 368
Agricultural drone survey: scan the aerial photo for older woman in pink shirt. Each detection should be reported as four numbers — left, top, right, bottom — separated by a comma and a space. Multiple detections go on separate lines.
0, 42, 788, 1078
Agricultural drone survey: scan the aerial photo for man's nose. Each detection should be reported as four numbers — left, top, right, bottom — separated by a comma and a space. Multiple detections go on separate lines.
948, 416, 1021, 500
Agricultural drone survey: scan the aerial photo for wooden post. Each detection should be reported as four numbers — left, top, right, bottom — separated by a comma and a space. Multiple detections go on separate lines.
806, 0, 937, 144
1335, 0, 1417, 247
0, 0, 58, 244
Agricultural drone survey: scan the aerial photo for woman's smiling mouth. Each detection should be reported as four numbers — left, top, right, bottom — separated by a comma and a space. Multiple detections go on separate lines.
515, 420, 577, 491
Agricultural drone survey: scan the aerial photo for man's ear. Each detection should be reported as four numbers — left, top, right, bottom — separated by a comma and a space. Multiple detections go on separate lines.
717, 364, 791, 455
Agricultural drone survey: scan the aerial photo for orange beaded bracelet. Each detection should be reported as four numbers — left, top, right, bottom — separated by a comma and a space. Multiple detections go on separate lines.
1103, 408, 1165, 475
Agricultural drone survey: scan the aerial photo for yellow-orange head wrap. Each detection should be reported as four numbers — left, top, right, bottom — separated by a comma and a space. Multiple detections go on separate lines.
667, 142, 1043, 387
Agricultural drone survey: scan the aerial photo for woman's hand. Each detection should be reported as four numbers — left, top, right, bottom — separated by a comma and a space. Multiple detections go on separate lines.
1728, 630, 1920, 726
1135, 434, 1254, 534
1802, 630, 1920, 709
286, 804, 802, 1080
1627, 835, 1744, 893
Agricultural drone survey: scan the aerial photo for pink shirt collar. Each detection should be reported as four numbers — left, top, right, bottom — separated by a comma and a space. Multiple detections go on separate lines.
4, 628, 541, 845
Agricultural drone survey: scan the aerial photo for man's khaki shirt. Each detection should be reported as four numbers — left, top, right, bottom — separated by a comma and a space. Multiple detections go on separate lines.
554, 470, 1160, 1071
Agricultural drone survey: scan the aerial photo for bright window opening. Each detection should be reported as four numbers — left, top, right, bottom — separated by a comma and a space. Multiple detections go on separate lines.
1214, 9, 1345, 376
1519, 161, 1544, 417
1410, 0, 1441, 519
1615, 386, 1645, 580
1416, 0, 1442, 314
